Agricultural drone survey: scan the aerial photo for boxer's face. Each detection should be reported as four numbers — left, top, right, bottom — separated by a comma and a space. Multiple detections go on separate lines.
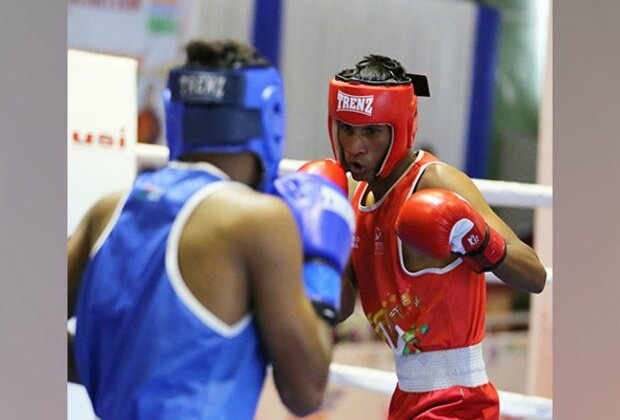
336, 121, 391, 181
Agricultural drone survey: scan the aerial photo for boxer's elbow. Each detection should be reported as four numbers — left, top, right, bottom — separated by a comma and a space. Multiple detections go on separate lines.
530, 265, 547, 294
281, 383, 325, 417
513, 262, 547, 294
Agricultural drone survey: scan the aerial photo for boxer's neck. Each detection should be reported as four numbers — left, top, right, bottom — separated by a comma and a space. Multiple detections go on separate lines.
181, 152, 261, 188
367, 150, 417, 201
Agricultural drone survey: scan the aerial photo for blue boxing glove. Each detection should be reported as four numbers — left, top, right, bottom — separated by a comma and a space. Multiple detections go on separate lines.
273, 159, 355, 325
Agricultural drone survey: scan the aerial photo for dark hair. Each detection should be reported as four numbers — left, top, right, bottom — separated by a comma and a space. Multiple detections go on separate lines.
336, 54, 410, 84
336, 54, 430, 96
183, 39, 271, 70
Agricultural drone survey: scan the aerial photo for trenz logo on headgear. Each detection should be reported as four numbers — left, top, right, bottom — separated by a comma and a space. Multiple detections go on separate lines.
179, 74, 227, 100
336, 91, 374, 116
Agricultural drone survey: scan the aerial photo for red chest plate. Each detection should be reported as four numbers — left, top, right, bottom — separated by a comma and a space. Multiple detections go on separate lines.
351, 152, 487, 354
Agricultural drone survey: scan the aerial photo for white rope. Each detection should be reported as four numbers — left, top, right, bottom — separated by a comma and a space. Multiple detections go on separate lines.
472, 179, 551, 209
66, 353, 552, 419
136, 144, 552, 209
329, 363, 552, 419
136, 143, 169, 171
67, 362, 552, 419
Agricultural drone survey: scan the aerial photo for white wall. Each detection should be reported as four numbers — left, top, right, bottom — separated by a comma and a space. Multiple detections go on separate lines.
188, 0, 481, 169
67, 50, 137, 234
280, 0, 478, 168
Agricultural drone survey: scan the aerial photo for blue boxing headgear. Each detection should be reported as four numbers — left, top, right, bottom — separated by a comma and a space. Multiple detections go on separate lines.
164, 65, 285, 192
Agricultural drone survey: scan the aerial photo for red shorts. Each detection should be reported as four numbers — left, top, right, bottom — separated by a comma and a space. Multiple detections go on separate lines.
388, 382, 499, 420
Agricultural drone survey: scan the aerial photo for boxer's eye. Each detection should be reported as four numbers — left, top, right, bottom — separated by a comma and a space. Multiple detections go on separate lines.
338, 122, 354, 135
362, 125, 386, 137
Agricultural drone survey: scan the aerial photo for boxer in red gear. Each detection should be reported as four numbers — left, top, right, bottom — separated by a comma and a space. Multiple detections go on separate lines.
328, 55, 547, 419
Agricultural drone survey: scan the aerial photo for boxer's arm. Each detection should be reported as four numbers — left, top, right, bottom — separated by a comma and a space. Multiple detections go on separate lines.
68, 192, 124, 317
67, 202, 95, 385
274, 164, 354, 325
243, 196, 333, 417
67, 211, 92, 319
338, 262, 358, 323
67, 192, 123, 384
418, 164, 546, 293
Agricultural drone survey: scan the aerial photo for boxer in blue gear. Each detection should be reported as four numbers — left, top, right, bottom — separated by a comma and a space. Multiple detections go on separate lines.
68, 40, 352, 420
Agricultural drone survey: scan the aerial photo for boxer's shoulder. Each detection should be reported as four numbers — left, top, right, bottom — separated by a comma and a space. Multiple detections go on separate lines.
417, 161, 465, 191
86, 190, 127, 247
88, 190, 125, 220
185, 185, 295, 242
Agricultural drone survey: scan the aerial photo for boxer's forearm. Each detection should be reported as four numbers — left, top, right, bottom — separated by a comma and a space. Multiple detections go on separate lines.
338, 278, 357, 323
337, 263, 358, 323
493, 242, 547, 293
270, 314, 334, 417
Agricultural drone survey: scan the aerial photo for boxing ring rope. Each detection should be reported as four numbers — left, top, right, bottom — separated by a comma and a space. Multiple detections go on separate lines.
279, 158, 553, 209
136, 144, 553, 209
133, 143, 554, 418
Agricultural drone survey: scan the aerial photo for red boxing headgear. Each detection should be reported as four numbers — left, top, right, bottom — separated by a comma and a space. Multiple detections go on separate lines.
328, 78, 418, 179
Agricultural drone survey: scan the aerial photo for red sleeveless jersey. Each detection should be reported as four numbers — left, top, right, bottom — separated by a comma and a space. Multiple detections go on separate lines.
351, 151, 486, 355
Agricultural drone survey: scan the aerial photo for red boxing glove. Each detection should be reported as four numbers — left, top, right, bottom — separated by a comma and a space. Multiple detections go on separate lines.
298, 159, 349, 195
395, 188, 507, 273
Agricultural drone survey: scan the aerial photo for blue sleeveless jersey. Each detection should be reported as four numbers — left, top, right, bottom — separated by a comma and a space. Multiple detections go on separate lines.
74, 162, 268, 419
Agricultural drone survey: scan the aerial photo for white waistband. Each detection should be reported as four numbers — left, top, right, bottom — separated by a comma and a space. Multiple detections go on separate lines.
395, 343, 488, 392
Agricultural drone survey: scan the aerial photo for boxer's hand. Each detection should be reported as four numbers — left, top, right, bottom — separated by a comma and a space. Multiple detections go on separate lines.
274, 160, 355, 324
395, 188, 506, 273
